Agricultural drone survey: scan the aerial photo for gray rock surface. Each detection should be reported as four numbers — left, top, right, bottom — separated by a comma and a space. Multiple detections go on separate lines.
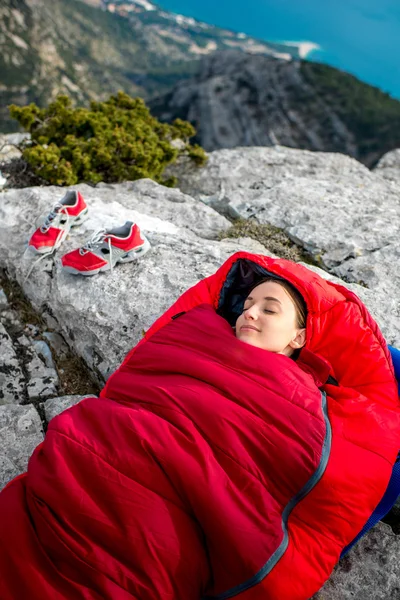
172, 146, 400, 345
374, 148, 400, 182
151, 52, 356, 157
42, 331, 70, 359
43, 394, 88, 422
0, 288, 8, 309
314, 523, 400, 600
25, 339, 59, 401
0, 301, 60, 403
0, 403, 43, 490
0, 322, 25, 404
0, 133, 27, 164
0, 282, 91, 491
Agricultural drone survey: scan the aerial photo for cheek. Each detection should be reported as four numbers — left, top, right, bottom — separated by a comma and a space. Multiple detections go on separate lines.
236, 313, 249, 334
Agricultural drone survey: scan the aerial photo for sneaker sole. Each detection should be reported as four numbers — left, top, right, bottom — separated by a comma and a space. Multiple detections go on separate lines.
62, 237, 151, 276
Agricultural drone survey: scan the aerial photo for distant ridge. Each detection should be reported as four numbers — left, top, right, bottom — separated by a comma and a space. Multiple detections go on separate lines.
149, 51, 400, 167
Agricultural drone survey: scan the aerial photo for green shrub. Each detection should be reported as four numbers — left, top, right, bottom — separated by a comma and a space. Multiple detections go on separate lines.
9, 92, 207, 186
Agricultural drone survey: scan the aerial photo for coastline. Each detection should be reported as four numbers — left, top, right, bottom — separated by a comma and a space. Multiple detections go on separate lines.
280, 41, 321, 59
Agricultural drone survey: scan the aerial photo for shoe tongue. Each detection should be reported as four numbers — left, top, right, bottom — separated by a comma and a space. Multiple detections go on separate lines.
106, 221, 133, 237
60, 191, 77, 207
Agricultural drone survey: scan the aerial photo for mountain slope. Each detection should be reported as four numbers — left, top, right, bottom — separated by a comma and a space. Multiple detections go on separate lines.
0, 0, 300, 132
0, 0, 145, 131
149, 51, 400, 167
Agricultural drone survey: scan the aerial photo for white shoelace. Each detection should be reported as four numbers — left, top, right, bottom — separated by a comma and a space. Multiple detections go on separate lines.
39, 202, 67, 232
79, 229, 114, 274
23, 205, 71, 283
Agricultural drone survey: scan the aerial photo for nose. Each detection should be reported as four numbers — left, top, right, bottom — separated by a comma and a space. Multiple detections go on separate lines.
244, 304, 258, 320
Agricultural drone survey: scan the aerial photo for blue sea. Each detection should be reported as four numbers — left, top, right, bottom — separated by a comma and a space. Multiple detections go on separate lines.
157, 0, 400, 99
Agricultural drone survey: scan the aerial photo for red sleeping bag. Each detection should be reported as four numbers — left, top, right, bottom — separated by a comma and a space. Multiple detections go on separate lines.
0, 252, 399, 600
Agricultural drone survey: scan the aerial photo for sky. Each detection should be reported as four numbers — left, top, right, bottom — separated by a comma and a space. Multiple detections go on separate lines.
158, 0, 400, 98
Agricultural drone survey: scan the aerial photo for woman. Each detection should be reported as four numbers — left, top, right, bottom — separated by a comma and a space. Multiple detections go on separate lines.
0, 251, 399, 600
235, 276, 307, 356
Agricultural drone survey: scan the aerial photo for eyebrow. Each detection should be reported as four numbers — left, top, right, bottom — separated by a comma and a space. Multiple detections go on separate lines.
246, 296, 282, 304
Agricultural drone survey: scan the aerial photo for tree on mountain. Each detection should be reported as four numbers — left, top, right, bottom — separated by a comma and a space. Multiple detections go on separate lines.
9, 92, 207, 186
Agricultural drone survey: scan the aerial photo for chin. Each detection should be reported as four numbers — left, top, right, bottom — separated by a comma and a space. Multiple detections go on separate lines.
237, 335, 260, 348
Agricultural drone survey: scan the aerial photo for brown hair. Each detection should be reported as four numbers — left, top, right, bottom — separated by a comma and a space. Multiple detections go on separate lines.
248, 277, 307, 329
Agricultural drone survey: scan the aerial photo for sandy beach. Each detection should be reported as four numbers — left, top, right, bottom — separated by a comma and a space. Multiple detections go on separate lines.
282, 41, 321, 59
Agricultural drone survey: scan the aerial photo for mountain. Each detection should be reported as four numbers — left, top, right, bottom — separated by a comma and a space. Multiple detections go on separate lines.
149, 50, 400, 167
0, 0, 301, 133
3, 0, 399, 165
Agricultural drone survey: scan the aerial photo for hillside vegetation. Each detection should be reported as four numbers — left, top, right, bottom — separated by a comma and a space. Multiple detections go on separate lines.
300, 62, 400, 164
9, 92, 207, 186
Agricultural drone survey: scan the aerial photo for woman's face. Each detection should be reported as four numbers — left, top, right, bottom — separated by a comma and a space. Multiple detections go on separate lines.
235, 281, 306, 356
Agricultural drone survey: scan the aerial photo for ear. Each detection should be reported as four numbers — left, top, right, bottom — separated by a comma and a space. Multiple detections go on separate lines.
289, 328, 306, 350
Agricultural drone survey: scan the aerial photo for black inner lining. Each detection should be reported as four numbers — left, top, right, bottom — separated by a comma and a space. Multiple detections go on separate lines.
217, 259, 288, 326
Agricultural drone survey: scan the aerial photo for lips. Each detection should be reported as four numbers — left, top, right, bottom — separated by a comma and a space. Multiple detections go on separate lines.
240, 325, 260, 332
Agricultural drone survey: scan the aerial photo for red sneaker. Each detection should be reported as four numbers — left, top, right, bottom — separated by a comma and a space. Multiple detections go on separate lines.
28, 191, 88, 255
61, 221, 151, 276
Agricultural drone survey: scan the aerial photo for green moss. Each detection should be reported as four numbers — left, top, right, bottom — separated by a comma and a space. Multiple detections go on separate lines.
9, 91, 207, 186
218, 219, 313, 263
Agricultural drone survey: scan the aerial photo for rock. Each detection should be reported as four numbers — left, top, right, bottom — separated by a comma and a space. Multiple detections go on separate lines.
1, 307, 23, 330
2, 133, 30, 146
32, 339, 55, 369
93, 178, 230, 239
0, 133, 28, 164
42, 331, 70, 359
0, 288, 8, 310
0, 403, 43, 490
25, 339, 59, 401
314, 523, 400, 599
43, 394, 89, 422
0, 323, 25, 405
150, 50, 396, 168
0, 300, 60, 403
373, 149, 400, 182
172, 146, 400, 343
171, 144, 374, 198
0, 181, 269, 379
